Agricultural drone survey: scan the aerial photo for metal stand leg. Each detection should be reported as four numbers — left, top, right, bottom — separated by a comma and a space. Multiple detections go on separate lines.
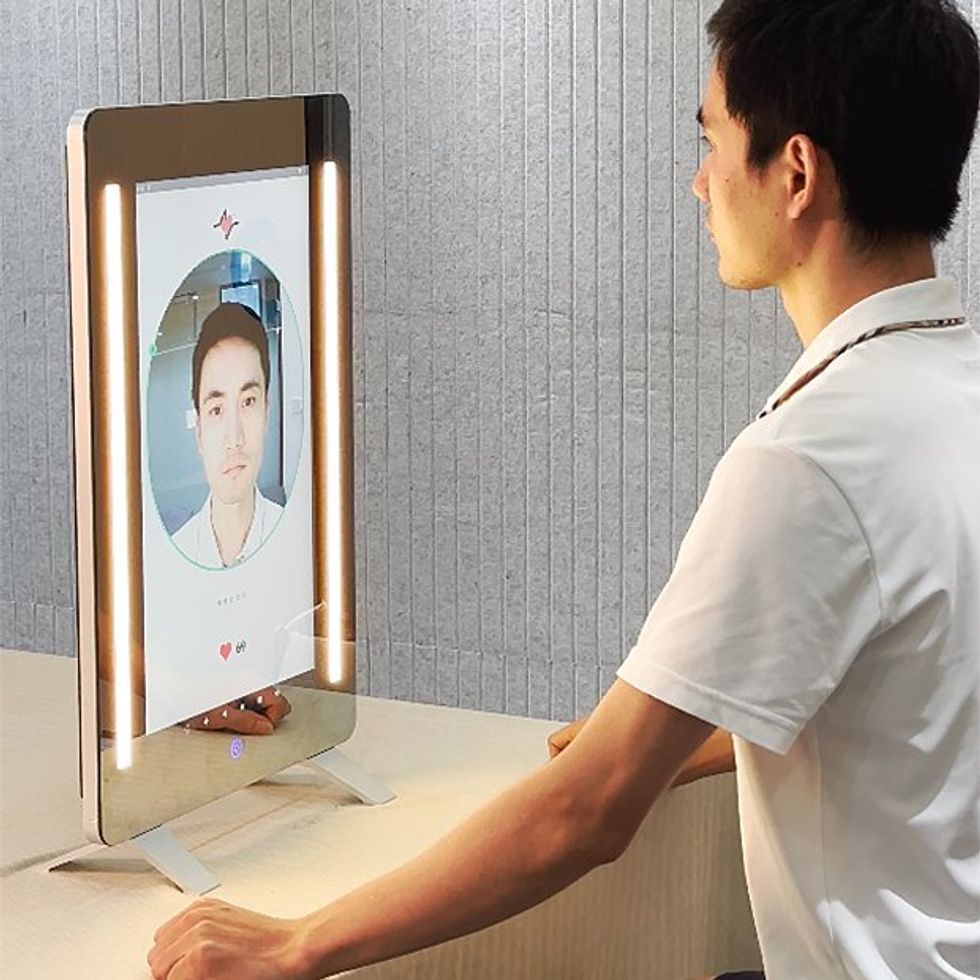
131, 826, 220, 895
46, 825, 220, 895
42, 841, 104, 871
304, 748, 396, 804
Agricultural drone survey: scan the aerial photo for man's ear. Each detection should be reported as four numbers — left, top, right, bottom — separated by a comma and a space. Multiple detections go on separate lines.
785, 133, 820, 221
194, 413, 203, 456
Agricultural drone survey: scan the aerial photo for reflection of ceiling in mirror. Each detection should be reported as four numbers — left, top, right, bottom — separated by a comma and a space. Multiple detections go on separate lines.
177, 250, 275, 295
156, 253, 283, 354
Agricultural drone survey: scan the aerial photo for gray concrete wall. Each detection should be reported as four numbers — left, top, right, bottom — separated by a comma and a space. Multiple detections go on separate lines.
1, 0, 977, 720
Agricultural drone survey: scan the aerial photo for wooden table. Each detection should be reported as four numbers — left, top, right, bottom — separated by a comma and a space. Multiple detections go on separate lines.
0, 649, 761, 979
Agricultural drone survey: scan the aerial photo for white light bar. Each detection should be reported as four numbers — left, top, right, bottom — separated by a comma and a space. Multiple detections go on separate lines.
104, 183, 133, 769
321, 162, 344, 685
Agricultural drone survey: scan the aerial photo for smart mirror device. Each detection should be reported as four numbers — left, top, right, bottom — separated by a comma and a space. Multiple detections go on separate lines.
64, 95, 391, 889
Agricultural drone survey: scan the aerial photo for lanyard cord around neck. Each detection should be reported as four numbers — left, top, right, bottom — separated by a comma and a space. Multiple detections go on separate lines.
757, 316, 966, 420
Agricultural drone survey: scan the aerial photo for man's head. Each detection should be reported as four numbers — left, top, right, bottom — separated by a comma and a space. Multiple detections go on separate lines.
190, 303, 271, 507
693, 0, 979, 289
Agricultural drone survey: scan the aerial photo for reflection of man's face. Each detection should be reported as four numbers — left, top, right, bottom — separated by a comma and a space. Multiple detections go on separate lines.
195, 337, 268, 506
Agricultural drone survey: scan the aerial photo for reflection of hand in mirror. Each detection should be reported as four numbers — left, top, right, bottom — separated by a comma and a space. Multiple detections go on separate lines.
181, 687, 292, 736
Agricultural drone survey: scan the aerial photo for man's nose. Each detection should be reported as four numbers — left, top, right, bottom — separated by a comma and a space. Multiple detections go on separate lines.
225, 404, 244, 447
691, 161, 709, 204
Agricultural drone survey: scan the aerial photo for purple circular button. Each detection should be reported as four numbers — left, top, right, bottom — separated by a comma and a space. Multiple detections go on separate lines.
230, 736, 245, 760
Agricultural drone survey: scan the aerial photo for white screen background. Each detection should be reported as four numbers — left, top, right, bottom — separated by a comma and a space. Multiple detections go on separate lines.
136, 168, 315, 735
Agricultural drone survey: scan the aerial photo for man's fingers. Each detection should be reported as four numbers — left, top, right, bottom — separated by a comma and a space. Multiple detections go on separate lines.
244, 687, 291, 726
149, 922, 203, 980
150, 902, 213, 979
153, 898, 217, 942
149, 930, 183, 978
261, 692, 291, 725
221, 706, 274, 735
150, 900, 299, 980
178, 685, 297, 736
183, 696, 288, 735
547, 716, 589, 758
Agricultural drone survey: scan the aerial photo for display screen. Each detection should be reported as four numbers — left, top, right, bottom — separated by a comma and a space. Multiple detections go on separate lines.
136, 167, 314, 735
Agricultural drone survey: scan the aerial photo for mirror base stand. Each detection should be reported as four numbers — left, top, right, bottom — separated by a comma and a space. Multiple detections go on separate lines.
46, 751, 394, 893
303, 747, 395, 804
45, 825, 219, 895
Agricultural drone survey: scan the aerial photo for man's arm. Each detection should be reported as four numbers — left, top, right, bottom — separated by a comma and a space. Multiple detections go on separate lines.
293, 681, 713, 976
149, 680, 713, 980
549, 714, 734, 787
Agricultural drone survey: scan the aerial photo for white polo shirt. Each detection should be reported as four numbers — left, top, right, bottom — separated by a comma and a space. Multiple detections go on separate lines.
173, 487, 284, 568
618, 277, 980, 979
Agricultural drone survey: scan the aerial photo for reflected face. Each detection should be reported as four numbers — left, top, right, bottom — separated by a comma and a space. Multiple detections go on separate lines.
195, 338, 269, 506
692, 61, 787, 290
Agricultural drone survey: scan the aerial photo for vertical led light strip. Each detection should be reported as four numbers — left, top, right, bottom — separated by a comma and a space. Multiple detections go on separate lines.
321, 162, 344, 684
104, 183, 134, 769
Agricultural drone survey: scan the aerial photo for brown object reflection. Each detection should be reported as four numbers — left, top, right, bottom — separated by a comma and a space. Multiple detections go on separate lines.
180, 687, 293, 736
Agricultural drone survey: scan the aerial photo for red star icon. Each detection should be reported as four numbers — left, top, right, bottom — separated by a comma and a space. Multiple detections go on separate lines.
213, 209, 239, 240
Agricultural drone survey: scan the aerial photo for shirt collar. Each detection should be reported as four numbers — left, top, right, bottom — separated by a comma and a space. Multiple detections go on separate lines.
759, 276, 965, 418
239, 488, 271, 560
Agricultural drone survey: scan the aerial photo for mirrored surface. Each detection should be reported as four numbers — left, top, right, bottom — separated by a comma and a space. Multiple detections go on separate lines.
67, 95, 356, 844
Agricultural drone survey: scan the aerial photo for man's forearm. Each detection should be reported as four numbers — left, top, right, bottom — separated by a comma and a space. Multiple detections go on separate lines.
292, 760, 613, 979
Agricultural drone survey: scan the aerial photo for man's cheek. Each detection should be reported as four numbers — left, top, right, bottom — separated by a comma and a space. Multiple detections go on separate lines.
200, 431, 221, 473
249, 422, 265, 468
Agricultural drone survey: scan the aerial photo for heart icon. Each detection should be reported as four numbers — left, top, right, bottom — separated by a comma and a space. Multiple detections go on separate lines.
219, 641, 232, 661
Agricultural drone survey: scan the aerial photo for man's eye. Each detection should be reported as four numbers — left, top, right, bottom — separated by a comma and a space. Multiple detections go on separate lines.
699, 134, 713, 151
243, 395, 256, 408
208, 404, 222, 417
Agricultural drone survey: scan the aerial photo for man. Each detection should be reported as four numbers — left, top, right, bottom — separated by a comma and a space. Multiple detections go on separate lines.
149, 2, 980, 977
173, 302, 284, 569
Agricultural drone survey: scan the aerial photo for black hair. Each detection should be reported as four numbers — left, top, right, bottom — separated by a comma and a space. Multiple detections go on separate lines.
191, 302, 270, 412
705, 0, 979, 254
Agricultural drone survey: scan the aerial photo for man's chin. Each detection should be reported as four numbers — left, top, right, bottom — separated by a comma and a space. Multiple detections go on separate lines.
717, 257, 772, 292
213, 482, 256, 508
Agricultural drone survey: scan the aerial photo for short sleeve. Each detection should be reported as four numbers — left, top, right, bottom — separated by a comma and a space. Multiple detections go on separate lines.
617, 443, 883, 754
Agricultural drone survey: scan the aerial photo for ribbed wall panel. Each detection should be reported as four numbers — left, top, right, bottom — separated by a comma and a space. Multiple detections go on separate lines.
1, 0, 978, 722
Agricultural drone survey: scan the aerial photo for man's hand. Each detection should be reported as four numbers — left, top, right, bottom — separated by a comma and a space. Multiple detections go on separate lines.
671, 727, 734, 786
547, 715, 589, 758
181, 687, 292, 736
148, 897, 306, 980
